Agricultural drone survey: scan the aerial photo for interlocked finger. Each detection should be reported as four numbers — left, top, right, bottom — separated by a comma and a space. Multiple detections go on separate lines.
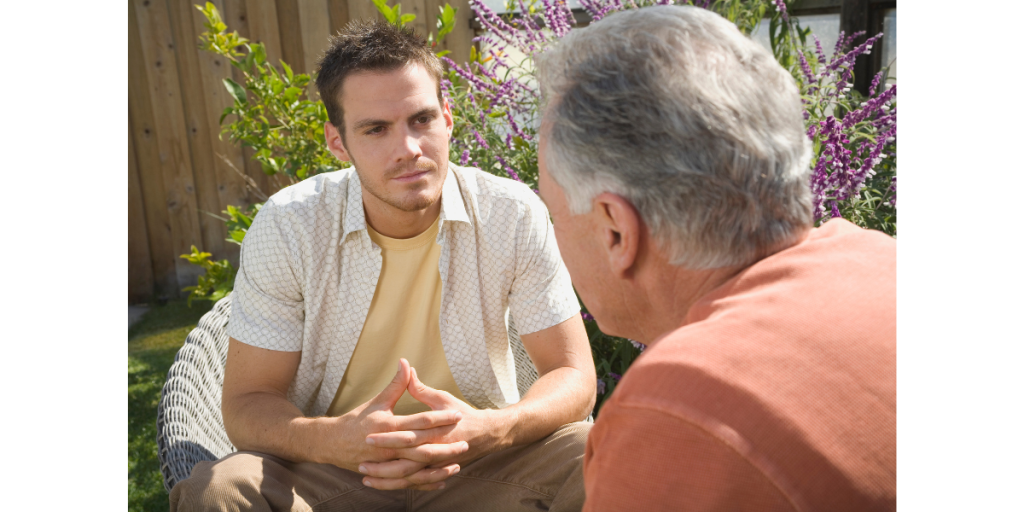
359, 458, 427, 479
391, 410, 462, 431
362, 464, 461, 491
395, 441, 469, 464
366, 424, 456, 449
404, 464, 461, 485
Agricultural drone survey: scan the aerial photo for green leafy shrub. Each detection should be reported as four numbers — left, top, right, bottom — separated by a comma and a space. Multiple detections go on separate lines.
180, 246, 235, 306
197, 2, 340, 182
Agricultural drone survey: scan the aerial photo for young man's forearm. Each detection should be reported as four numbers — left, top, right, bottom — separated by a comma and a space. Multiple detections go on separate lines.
223, 391, 341, 467
497, 365, 596, 447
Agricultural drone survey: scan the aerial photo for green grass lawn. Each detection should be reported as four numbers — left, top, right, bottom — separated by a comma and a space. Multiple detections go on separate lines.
128, 299, 213, 512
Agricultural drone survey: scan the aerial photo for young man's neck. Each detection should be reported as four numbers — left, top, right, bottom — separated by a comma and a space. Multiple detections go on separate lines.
363, 196, 442, 240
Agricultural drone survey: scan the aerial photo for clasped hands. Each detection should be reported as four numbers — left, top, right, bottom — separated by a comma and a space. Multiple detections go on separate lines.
336, 358, 502, 491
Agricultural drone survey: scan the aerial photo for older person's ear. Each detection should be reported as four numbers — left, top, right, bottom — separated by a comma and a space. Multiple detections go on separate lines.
592, 192, 641, 278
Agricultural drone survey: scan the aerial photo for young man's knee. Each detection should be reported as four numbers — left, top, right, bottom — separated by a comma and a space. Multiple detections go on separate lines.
169, 452, 269, 511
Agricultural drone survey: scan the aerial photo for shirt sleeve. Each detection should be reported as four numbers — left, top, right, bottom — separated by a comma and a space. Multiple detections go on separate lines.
506, 192, 581, 336
584, 402, 796, 512
225, 201, 305, 352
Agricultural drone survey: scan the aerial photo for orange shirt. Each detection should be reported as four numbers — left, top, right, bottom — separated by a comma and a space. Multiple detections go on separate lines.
584, 219, 896, 511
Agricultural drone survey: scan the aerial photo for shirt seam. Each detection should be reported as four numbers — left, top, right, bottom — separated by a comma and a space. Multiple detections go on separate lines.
604, 400, 804, 512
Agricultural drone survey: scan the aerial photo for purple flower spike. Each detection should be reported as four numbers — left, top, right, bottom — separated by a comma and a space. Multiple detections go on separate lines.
472, 129, 490, 150
797, 50, 815, 84
772, 0, 789, 23
828, 33, 883, 72
868, 71, 883, 97
495, 155, 522, 182
579, 0, 601, 19
469, 0, 529, 48
842, 30, 868, 51
539, 0, 573, 37
812, 34, 828, 68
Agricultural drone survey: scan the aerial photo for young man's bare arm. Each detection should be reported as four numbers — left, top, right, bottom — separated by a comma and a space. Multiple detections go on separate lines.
504, 312, 597, 440
221, 337, 469, 489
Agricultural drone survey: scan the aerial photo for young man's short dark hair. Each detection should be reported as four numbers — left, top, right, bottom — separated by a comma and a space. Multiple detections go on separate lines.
316, 20, 445, 136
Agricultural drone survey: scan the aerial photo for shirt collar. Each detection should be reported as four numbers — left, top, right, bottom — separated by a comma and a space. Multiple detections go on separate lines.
439, 163, 471, 227
340, 163, 472, 244
341, 169, 368, 243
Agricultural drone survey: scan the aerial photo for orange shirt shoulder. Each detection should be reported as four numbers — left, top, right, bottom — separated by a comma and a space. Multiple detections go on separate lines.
584, 220, 896, 512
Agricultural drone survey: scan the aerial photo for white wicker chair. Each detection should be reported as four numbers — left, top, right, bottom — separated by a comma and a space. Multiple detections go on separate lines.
156, 293, 540, 492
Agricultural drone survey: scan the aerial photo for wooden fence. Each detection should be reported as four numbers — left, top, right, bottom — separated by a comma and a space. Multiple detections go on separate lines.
128, 0, 475, 303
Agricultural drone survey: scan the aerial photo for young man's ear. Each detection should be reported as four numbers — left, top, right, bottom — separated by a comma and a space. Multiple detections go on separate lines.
324, 121, 351, 163
442, 97, 454, 138
593, 192, 641, 278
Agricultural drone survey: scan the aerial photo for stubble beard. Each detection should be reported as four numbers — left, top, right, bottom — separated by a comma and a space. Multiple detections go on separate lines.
353, 156, 447, 213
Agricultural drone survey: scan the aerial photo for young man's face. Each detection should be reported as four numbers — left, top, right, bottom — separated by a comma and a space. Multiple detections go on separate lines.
326, 62, 453, 214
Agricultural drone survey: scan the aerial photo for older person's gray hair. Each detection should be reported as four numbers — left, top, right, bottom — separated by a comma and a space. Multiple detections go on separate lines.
536, 5, 813, 269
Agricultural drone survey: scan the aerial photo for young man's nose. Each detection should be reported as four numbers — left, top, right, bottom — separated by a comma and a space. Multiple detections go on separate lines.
394, 130, 424, 162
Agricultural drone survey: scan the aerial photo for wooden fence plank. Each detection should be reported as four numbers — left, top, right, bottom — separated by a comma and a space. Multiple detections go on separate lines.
130, 0, 178, 297
223, 0, 270, 199
168, 0, 229, 261
297, 0, 332, 80
223, 0, 276, 198
346, 0, 381, 23
276, 0, 306, 74
190, 0, 250, 267
423, 0, 441, 40
328, 0, 350, 35
129, 117, 155, 304
402, 0, 430, 43
244, 0, 285, 65
132, 0, 205, 292
440, 0, 471, 65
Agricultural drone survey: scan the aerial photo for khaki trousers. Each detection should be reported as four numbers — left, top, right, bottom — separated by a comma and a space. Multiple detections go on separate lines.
170, 421, 590, 512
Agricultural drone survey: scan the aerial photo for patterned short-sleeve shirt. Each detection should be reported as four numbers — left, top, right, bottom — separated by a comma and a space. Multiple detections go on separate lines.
226, 163, 580, 416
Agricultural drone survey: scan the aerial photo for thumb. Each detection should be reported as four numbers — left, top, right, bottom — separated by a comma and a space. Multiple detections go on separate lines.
371, 358, 411, 410
407, 367, 452, 410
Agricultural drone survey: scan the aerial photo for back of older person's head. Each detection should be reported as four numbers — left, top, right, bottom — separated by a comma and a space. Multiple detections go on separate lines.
537, 5, 812, 269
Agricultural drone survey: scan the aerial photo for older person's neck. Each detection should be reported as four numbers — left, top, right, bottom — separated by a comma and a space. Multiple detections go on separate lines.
628, 229, 812, 345
628, 259, 748, 346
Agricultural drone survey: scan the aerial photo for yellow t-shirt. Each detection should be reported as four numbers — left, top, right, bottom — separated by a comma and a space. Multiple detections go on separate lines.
327, 215, 469, 417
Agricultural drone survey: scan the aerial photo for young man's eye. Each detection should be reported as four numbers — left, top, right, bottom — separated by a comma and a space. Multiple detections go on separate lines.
416, 116, 431, 124
366, 126, 384, 135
